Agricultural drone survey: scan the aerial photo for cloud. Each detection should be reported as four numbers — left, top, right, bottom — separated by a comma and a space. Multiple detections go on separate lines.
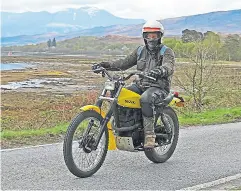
2, 0, 241, 20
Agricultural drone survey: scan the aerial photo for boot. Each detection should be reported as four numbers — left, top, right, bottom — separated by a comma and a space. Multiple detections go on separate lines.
143, 116, 156, 149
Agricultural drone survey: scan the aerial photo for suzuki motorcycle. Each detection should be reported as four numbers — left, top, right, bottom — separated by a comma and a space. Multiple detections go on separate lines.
63, 66, 184, 178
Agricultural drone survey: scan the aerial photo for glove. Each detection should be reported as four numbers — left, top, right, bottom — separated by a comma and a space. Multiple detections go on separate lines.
148, 67, 166, 78
92, 62, 111, 73
99, 62, 111, 69
92, 63, 101, 73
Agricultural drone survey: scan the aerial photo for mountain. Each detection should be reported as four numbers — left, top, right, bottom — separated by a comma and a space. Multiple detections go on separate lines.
161, 9, 241, 35
100, 9, 241, 36
1, 9, 241, 46
0, 25, 141, 46
1, 7, 145, 37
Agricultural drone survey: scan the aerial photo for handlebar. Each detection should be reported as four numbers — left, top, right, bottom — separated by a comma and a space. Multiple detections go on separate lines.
92, 67, 156, 82
122, 72, 156, 81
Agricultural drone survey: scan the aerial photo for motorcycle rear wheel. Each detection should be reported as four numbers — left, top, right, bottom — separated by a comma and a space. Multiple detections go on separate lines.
63, 110, 109, 178
144, 107, 179, 163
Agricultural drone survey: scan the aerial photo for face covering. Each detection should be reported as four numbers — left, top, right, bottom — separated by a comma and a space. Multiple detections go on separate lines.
146, 38, 159, 52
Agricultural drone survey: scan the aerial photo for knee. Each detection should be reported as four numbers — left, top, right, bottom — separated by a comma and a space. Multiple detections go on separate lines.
140, 91, 153, 117
140, 88, 167, 117
140, 90, 153, 104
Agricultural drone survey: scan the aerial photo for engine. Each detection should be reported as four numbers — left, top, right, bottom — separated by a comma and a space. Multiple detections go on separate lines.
117, 105, 142, 128
114, 105, 144, 147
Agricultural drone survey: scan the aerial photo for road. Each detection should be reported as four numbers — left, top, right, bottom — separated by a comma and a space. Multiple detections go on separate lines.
1, 122, 241, 190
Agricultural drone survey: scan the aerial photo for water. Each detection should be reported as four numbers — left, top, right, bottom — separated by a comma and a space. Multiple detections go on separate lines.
1, 78, 97, 91
1, 79, 46, 90
1, 63, 30, 71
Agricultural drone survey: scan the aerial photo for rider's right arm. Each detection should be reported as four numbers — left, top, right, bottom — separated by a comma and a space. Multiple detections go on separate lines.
108, 48, 138, 71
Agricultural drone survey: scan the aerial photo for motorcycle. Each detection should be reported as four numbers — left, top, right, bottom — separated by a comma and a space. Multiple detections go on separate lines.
63, 66, 184, 178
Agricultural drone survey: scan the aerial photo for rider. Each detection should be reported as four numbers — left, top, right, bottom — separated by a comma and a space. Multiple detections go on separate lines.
92, 20, 175, 149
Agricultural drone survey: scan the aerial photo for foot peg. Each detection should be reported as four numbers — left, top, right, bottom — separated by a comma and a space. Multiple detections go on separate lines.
144, 134, 156, 149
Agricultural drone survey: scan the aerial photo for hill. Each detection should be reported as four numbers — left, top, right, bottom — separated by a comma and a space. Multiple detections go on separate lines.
1, 7, 145, 37
1, 9, 241, 46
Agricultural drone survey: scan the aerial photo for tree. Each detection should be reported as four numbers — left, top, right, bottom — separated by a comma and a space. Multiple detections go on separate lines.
202, 31, 221, 60
47, 39, 51, 48
52, 38, 57, 47
203, 31, 220, 42
174, 32, 223, 111
223, 34, 241, 61
181, 29, 203, 43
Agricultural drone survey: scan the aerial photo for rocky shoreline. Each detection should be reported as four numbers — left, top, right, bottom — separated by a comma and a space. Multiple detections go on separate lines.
1, 56, 107, 148
1, 56, 106, 93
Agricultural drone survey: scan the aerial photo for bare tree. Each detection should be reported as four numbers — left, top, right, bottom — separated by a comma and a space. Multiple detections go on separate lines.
174, 32, 223, 111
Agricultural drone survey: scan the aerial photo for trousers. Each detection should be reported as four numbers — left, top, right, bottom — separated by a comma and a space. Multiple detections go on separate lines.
126, 83, 167, 117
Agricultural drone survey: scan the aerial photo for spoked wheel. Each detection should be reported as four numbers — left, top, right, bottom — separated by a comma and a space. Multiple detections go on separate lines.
144, 107, 179, 163
63, 110, 108, 178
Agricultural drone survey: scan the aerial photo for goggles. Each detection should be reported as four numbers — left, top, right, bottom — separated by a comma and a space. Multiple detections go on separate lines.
143, 32, 161, 40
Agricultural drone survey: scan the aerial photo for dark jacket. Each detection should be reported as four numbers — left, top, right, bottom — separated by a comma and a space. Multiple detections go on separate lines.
109, 44, 175, 92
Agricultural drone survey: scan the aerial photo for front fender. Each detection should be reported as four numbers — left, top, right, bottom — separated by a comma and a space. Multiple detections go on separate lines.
80, 105, 116, 150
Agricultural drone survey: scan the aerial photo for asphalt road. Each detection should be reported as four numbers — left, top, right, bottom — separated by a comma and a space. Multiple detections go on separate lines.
1, 122, 241, 190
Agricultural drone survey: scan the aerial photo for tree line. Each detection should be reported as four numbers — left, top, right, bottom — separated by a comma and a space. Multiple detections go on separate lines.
162, 29, 241, 111
3, 30, 241, 62
164, 29, 241, 62
44, 31, 241, 61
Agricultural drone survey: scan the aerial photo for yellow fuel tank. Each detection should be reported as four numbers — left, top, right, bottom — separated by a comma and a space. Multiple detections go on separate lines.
117, 88, 141, 108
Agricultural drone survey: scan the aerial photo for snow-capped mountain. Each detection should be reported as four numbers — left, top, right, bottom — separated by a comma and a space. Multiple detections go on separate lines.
1, 9, 241, 46
81, 7, 99, 17
1, 7, 145, 37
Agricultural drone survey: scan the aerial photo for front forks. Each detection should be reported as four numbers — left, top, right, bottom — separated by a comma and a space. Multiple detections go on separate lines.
79, 119, 95, 149
80, 117, 110, 152
91, 100, 114, 150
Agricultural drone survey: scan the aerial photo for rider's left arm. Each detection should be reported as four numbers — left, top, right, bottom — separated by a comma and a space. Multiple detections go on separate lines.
159, 48, 175, 77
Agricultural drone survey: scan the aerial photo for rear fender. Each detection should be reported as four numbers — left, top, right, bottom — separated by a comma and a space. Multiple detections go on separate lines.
80, 105, 116, 150
169, 97, 185, 107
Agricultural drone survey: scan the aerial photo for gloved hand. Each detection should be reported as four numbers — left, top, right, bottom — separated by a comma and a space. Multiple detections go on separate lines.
148, 67, 166, 79
92, 63, 101, 73
99, 62, 111, 69
92, 62, 111, 73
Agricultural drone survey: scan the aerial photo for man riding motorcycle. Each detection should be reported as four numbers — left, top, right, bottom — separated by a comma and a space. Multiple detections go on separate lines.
92, 20, 175, 149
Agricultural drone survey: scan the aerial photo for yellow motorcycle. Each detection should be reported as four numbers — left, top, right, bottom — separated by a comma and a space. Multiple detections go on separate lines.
63, 67, 184, 178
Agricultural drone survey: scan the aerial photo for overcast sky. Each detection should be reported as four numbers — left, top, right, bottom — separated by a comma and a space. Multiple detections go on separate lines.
2, 0, 241, 20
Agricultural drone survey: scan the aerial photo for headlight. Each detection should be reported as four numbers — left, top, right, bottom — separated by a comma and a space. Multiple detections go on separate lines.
104, 81, 115, 90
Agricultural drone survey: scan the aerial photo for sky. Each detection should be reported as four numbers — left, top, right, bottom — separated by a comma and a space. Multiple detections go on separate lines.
1, 0, 241, 20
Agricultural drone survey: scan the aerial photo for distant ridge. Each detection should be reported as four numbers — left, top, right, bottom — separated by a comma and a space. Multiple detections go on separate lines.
1, 9, 240, 46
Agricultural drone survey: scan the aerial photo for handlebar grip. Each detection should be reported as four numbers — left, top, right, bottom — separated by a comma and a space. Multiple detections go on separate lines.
93, 68, 103, 73
138, 73, 156, 81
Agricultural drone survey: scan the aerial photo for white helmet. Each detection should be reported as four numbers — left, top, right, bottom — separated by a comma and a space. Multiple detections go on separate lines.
142, 20, 164, 36
142, 20, 164, 51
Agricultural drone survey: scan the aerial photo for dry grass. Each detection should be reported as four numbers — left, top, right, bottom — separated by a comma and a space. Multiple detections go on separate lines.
173, 62, 241, 110
1, 70, 70, 84
1, 91, 99, 131
1, 56, 99, 64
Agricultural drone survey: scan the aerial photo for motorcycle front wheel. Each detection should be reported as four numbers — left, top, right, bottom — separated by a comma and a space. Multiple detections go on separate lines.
63, 110, 108, 178
144, 107, 179, 163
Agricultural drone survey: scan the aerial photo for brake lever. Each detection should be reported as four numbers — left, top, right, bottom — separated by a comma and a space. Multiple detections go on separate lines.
102, 71, 105, 77
145, 75, 157, 81
137, 72, 157, 81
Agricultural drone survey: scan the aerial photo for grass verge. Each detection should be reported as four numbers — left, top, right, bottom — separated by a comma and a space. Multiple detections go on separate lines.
178, 107, 241, 126
1, 123, 68, 140
233, 186, 241, 190
1, 107, 241, 141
